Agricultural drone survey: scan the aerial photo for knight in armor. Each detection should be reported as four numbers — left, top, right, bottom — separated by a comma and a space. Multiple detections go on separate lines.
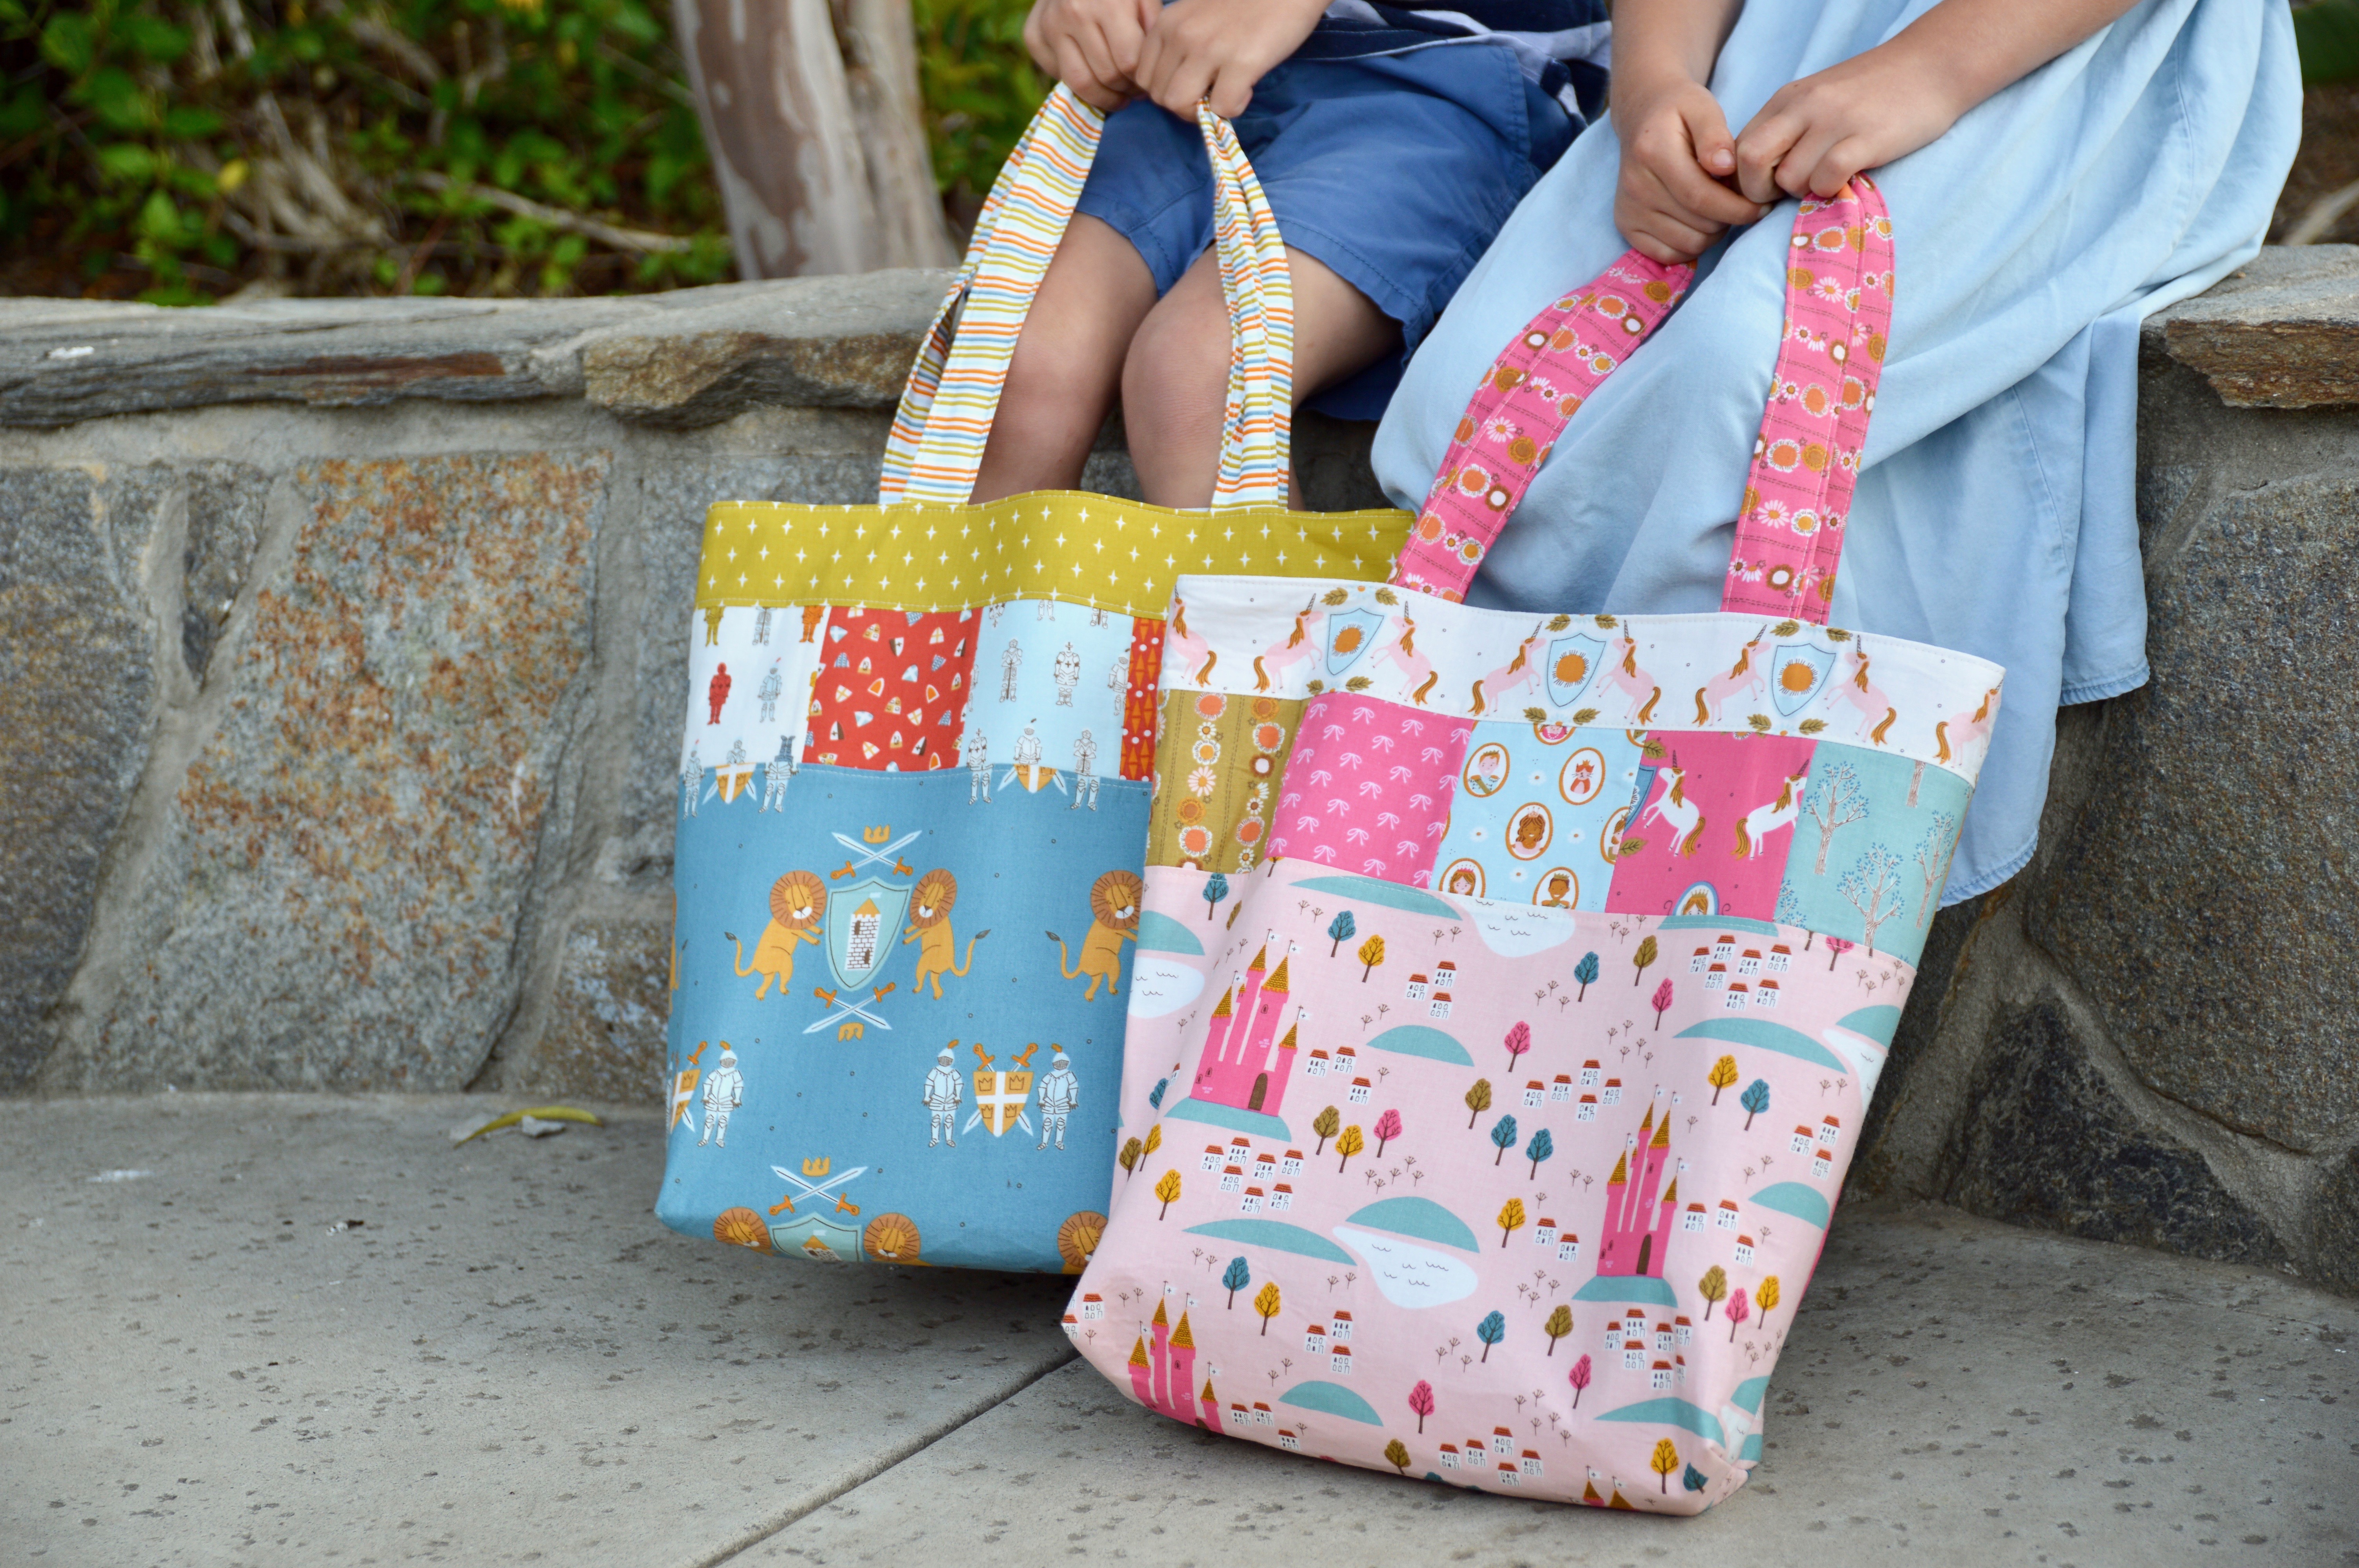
963, 722, 991, 804
757, 660, 785, 723
752, 605, 773, 644
761, 735, 796, 811
923, 1047, 963, 1147
1035, 1050, 1078, 1151
1051, 642, 1082, 707
999, 639, 1023, 701
698, 1048, 743, 1147
1070, 729, 1099, 812
680, 742, 701, 818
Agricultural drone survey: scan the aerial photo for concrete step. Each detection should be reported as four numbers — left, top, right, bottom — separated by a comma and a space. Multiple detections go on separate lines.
4, 1095, 2352, 1568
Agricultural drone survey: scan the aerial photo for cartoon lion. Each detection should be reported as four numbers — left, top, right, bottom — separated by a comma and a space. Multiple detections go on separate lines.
901, 869, 990, 999
1047, 869, 1143, 1001
727, 869, 825, 1000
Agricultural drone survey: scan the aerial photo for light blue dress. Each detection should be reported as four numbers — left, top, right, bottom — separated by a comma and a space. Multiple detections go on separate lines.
1370, 0, 2301, 904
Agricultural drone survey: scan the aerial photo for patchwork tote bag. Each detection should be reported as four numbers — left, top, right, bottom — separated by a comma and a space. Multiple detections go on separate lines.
656, 86, 1413, 1273
1067, 181, 2006, 1506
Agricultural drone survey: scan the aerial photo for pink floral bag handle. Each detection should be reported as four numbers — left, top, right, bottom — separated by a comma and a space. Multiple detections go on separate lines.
1393, 178, 1896, 626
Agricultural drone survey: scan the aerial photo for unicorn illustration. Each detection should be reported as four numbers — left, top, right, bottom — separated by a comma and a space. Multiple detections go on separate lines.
1934, 686, 2002, 766
1253, 598, 1323, 691
1470, 622, 1547, 715
1370, 613, 1441, 706
1692, 626, 1769, 724
1165, 597, 1218, 686
1825, 638, 1896, 744
1639, 762, 1707, 857
1601, 627, 1663, 726
1731, 770, 1810, 858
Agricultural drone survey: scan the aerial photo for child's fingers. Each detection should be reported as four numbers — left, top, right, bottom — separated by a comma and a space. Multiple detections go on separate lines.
1734, 109, 1802, 206
1205, 60, 1256, 120
1644, 125, 1761, 230
1770, 120, 1845, 199
1070, 19, 1133, 98
1680, 98, 1741, 184
1803, 134, 1876, 200
1052, 34, 1127, 111
1141, 34, 1218, 118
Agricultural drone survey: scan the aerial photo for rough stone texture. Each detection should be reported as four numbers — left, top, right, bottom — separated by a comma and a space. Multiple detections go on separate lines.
0, 466, 161, 1092
70, 455, 605, 1091
2026, 474, 2359, 1154
1936, 1000, 2287, 1267
2313, 1150, 2359, 1296
521, 911, 676, 1103
11, 1096, 2353, 1568
178, 460, 272, 681
2163, 245, 2359, 407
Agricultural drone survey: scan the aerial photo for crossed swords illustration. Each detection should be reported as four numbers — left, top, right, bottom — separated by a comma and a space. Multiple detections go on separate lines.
801, 828, 926, 1033
828, 828, 920, 880
769, 1163, 867, 1217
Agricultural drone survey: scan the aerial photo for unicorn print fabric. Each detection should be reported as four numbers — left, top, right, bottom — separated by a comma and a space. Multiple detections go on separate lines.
1067, 184, 2003, 1510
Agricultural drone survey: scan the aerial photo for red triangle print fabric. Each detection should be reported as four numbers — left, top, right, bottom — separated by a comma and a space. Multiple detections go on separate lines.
802, 608, 978, 770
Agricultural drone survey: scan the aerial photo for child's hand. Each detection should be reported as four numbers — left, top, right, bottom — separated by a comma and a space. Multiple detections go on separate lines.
1134, 0, 1329, 120
1733, 40, 1967, 201
1610, 73, 1769, 265
1023, 0, 1159, 112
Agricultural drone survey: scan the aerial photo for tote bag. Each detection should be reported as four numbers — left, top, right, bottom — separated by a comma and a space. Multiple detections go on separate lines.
1066, 182, 2006, 1504
656, 87, 1413, 1273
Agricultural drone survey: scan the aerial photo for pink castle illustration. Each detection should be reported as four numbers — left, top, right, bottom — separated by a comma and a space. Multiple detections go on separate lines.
1191, 938, 1303, 1116
1129, 1299, 1218, 1427
1595, 1098, 1679, 1280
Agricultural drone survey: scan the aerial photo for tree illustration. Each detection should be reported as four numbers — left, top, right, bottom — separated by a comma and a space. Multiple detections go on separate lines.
1776, 882, 1805, 929
1373, 1108, 1403, 1156
1502, 1020, 1532, 1071
1707, 1055, 1739, 1105
1567, 1353, 1592, 1408
1652, 1437, 1680, 1493
1646, 977, 1673, 1026
1336, 1123, 1366, 1172
1697, 1263, 1729, 1319
1912, 811, 1957, 928
1632, 934, 1659, 986
1148, 1076, 1169, 1111
1222, 1256, 1251, 1308
1800, 759, 1866, 875
1476, 1309, 1507, 1362
1143, 1123, 1163, 1160
1312, 1104, 1341, 1154
1525, 1127, 1555, 1180
1407, 1379, 1436, 1433
1824, 934, 1856, 970
1725, 1285, 1752, 1341
1543, 1305, 1573, 1356
1327, 909, 1357, 956
1756, 1275, 1782, 1333
1739, 1078, 1770, 1131
1488, 1114, 1519, 1166
1118, 1137, 1144, 1179
1497, 1198, 1527, 1248
1357, 933, 1386, 981
1683, 1462, 1708, 1494
1254, 1280, 1281, 1335
1154, 1168, 1183, 1220
1837, 843, 1903, 953
1574, 951, 1600, 1000
1383, 1437, 1412, 1475
1464, 1078, 1494, 1129
1203, 872, 1230, 922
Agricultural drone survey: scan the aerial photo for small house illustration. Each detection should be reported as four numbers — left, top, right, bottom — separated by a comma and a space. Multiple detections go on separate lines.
1551, 1074, 1572, 1102
1622, 1338, 1646, 1371
1253, 1401, 1274, 1426
1430, 989, 1454, 1020
1579, 1059, 1602, 1088
1791, 1124, 1814, 1153
1716, 1199, 1740, 1231
1712, 935, 1736, 962
1767, 943, 1793, 972
1439, 1444, 1461, 1469
1281, 1149, 1304, 1177
1278, 1429, 1300, 1452
1577, 1094, 1599, 1123
1725, 982, 1749, 1010
1812, 1147, 1834, 1180
1331, 1345, 1352, 1374
1755, 979, 1781, 1008
1240, 1186, 1265, 1213
1335, 1046, 1360, 1074
1220, 1163, 1244, 1192
1738, 948, 1762, 976
1081, 1293, 1105, 1321
1304, 1324, 1327, 1354
1061, 1313, 1078, 1335
1497, 1461, 1521, 1488
1676, 1353, 1688, 1386
1307, 1049, 1332, 1078
1535, 1218, 1558, 1247
1602, 1078, 1623, 1107
1230, 1134, 1253, 1160
1675, 1315, 1694, 1345
1705, 962, 1728, 991
1493, 1428, 1514, 1456
1819, 1114, 1842, 1145
1556, 1231, 1581, 1262
1437, 960, 1459, 991
1651, 1360, 1673, 1391
1332, 1310, 1354, 1342
1271, 1183, 1295, 1211
1200, 1144, 1223, 1171
1521, 1449, 1543, 1478
1654, 1322, 1674, 1353
1689, 945, 1712, 974
1735, 1234, 1757, 1265
1349, 1076, 1373, 1105
1405, 973, 1430, 1001
1523, 1080, 1546, 1108
1682, 1202, 1707, 1233
1230, 1403, 1251, 1428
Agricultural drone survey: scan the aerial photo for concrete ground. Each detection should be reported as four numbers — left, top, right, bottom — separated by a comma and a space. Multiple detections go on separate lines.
4, 1097, 2353, 1568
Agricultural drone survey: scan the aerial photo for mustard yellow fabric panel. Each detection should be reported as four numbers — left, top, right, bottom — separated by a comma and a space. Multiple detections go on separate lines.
1147, 689, 1305, 874
696, 493, 1414, 621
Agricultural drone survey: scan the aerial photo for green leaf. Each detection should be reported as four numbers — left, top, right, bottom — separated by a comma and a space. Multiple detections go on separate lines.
97, 143, 158, 182
40, 11, 96, 75
2298, 0, 2359, 85
161, 106, 223, 139
118, 13, 191, 63
138, 189, 183, 243
81, 68, 152, 133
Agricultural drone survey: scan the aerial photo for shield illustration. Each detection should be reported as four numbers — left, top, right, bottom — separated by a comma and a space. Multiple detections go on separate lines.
967, 1057, 1036, 1137
825, 875, 912, 991
1770, 642, 1837, 715
1325, 607, 1386, 676
1545, 634, 1607, 706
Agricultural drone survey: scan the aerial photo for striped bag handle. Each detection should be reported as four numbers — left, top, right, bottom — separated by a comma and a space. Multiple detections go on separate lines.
1391, 178, 1895, 619
879, 90, 1296, 511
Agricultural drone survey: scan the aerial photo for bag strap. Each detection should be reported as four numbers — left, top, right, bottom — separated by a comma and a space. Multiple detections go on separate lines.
1389, 178, 1895, 618
878, 89, 1296, 511
1720, 179, 1894, 622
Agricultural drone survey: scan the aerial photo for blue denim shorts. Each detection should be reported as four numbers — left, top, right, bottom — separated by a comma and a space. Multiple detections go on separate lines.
1075, 44, 1579, 420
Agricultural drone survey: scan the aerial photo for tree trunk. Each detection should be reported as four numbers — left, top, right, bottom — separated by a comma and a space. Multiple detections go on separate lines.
672, 0, 956, 277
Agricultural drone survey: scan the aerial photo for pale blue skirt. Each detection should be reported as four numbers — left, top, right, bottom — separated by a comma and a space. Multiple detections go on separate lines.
1370, 0, 2301, 903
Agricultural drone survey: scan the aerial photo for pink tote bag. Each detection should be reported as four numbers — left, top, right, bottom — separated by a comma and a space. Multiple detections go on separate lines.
1065, 182, 2005, 1512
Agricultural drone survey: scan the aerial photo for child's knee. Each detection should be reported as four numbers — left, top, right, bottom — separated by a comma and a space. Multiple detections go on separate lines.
1120, 294, 1230, 446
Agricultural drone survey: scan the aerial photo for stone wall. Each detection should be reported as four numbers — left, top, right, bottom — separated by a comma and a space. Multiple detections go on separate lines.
4, 251, 2355, 1290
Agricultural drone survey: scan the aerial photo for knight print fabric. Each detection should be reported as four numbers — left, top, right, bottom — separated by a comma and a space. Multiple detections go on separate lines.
1070, 183, 2007, 1506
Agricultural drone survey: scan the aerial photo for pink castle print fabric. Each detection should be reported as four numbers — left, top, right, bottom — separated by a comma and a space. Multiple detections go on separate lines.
1069, 182, 2006, 1512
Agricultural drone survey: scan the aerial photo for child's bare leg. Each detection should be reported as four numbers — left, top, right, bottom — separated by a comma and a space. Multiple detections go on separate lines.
1121, 246, 1401, 509
970, 216, 1159, 503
